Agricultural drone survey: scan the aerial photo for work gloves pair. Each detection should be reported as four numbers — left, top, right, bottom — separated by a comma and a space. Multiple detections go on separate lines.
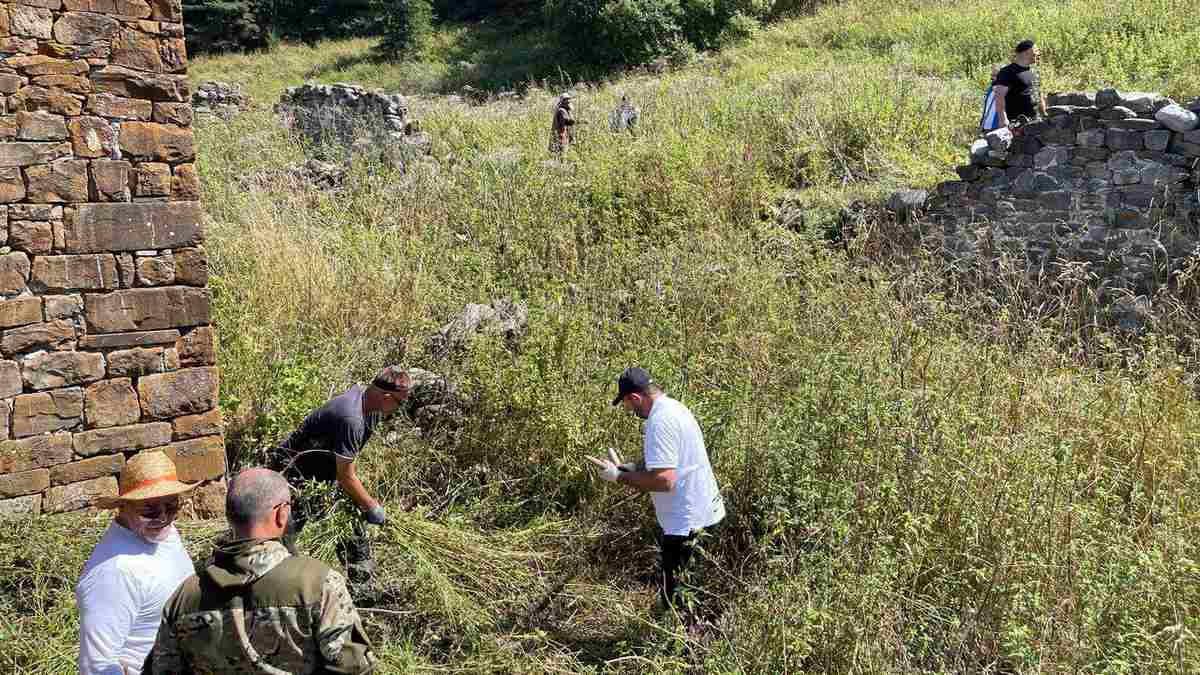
586, 448, 636, 482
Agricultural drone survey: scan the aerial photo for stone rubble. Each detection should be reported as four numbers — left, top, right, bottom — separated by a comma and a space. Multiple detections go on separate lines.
917, 88, 1200, 294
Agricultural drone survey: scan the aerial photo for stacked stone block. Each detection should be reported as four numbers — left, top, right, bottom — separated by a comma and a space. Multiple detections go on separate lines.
0, 0, 224, 519
925, 89, 1200, 292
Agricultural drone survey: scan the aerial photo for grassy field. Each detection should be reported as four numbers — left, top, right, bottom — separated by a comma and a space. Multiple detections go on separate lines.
4, 0, 1200, 672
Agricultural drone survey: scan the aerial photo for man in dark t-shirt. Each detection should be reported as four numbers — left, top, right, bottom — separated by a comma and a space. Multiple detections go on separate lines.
992, 39, 1045, 128
269, 365, 411, 587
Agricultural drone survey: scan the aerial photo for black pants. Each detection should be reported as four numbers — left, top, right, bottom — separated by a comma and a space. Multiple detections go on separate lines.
270, 447, 374, 584
659, 523, 719, 610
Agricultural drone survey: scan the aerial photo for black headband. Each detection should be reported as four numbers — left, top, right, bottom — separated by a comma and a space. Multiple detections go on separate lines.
372, 376, 407, 392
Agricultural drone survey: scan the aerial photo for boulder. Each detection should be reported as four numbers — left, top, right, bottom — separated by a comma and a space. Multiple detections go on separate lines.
428, 298, 528, 358
985, 127, 1013, 152
1154, 104, 1199, 133
885, 190, 928, 223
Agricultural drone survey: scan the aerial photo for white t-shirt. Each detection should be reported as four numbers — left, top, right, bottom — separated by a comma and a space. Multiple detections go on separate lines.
643, 396, 726, 536
75, 521, 195, 675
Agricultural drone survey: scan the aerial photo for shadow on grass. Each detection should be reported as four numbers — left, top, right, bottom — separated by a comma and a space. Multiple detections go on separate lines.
306, 17, 619, 95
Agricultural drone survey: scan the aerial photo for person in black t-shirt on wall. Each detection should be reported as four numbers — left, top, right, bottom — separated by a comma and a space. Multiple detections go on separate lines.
992, 39, 1046, 130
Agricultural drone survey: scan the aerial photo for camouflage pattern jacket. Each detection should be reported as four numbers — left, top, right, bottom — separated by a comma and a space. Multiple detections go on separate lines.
148, 538, 376, 674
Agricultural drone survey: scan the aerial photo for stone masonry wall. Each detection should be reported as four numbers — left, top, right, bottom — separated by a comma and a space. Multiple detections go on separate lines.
924, 89, 1200, 293
0, 0, 224, 518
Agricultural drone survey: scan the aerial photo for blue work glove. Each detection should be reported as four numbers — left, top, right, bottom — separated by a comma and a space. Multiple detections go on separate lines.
364, 504, 387, 526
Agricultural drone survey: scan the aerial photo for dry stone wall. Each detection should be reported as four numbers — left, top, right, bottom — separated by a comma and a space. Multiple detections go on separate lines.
924, 89, 1200, 293
0, 0, 224, 519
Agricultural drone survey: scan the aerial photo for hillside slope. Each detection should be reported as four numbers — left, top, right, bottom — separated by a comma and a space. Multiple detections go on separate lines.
3, 1, 1200, 672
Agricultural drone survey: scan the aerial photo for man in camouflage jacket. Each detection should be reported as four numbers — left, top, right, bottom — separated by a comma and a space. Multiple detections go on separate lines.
148, 468, 376, 674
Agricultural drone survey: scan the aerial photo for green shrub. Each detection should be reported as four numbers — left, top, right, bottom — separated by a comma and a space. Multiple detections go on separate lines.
377, 0, 436, 56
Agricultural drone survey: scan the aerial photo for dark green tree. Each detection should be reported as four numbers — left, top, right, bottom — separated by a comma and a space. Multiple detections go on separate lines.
377, 0, 435, 56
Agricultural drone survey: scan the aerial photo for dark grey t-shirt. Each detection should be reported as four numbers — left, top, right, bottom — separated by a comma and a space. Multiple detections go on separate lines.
280, 385, 381, 479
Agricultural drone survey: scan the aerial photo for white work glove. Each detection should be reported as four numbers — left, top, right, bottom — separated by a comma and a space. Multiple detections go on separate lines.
585, 446, 633, 478
606, 447, 637, 473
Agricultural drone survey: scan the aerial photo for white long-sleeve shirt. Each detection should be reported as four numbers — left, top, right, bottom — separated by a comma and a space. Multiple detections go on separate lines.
75, 521, 194, 675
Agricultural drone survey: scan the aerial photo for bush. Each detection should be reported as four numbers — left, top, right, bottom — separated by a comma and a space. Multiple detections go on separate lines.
544, 0, 766, 66
377, 0, 436, 56
183, 0, 271, 53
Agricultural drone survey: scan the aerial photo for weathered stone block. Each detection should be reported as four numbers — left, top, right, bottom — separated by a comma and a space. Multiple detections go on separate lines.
176, 326, 214, 366
170, 163, 199, 201
0, 298, 41, 329
4, 55, 85, 76
9, 5, 52, 40
22, 350, 104, 390
43, 475, 116, 513
9, 204, 58, 221
106, 346, 165, 376
16, 110, 66, 141
0, 167, 24, 203
136, 251, 174, 285
85, 286, 208, 332
43, 294, 81, 320
182, 477, 224, 519
153, 101, 191, 127
1037, 191, 1072, 211
91, 66, 187, 102
63, 0, 151, 16
78, 329, 178, 349
0, 468, 48, 498
74, 421, 170, 456
1077, 129, 1106, 148
149, 0, 181, 21
9, 220, 52, 254
12, 387, 82, 437
51, 12, 121, 45
0, 433, 72, 473
30, 74, 92, 94
24, 160, 89, 203
1106, 128, 1144, 150
1, 319, 75, 355
84, 378, 138, 428
172, 407, 222, 440
0, 360, 21, 398
163, 435, 223, 481
137, 366, 216, 419
86, 92, 151, 120
174, 247, 206, 286
89, 159, 130, 202
0, 141, 71, 168
51, 453, 124, 486
133, 162, 171, 197
118, 122, 194, 161
69, 116, 116, 158
112, 28, 163, 72
0, 74, 22, 95
65, 202, 202, 252
115, 252, 134, 287
31, 254, 119, 292
0, 253, 30, 296
0, 493, 41, 519
160, 37, 186, 73
41, 42, 110, 60
11, 85, 83, 115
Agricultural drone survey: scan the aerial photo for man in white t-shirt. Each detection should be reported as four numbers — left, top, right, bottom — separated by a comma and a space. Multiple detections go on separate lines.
587, 367, 726, 611
76, 451, 197, 675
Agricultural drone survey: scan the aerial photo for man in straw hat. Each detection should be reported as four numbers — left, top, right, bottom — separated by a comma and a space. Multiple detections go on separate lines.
148, 467, 376, 673
268, 365, 411, 589
75, 450, 197, 675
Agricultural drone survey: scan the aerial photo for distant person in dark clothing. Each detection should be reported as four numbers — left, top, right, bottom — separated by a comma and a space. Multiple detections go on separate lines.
269, 365, 411, 589
550, 92, 576, 153
991, 39, 1045, 129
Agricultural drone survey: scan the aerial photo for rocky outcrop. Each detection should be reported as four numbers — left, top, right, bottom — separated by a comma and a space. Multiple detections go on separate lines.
428, 298, 528, 359
192, 80, 249, 118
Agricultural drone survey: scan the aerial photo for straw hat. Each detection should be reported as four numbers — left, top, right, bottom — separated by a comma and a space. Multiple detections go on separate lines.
96, 450, 197, 508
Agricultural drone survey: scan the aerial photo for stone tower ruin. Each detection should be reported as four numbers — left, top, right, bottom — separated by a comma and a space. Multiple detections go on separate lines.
0, 0, 224, 517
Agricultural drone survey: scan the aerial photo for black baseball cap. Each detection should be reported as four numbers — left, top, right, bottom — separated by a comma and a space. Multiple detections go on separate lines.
1015, 39, 1035, 53
612, 367, 653, 406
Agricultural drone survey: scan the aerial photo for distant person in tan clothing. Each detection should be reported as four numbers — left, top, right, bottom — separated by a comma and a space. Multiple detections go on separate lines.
550, 92, 576, 153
